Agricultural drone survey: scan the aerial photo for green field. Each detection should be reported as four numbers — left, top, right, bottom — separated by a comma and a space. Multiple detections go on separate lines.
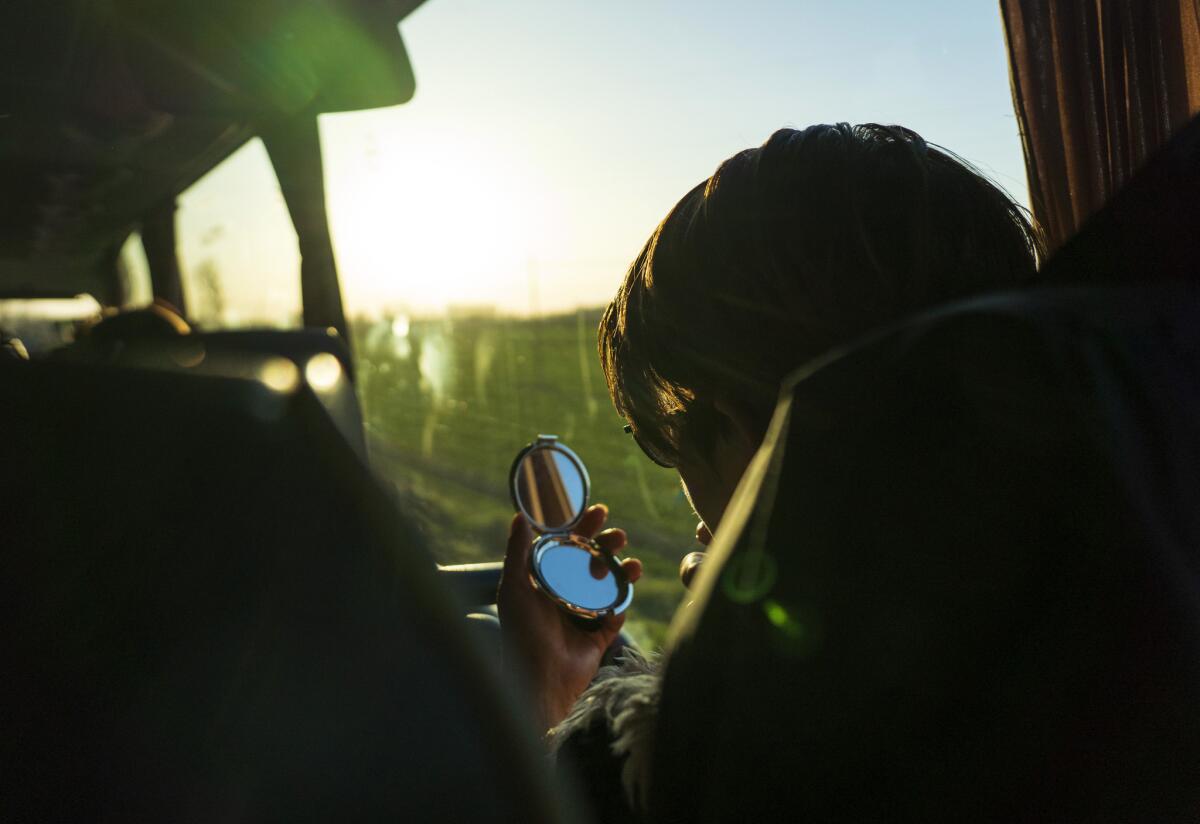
352, 309, 697, 647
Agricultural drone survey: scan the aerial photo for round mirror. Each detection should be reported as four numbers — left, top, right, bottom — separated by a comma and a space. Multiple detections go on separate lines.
531, 535, 633, 618
510, 436, 632, 619
511, 440, 588, 532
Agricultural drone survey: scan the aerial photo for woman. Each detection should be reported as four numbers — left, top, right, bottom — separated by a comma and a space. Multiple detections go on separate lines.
498, 122, 1042, 817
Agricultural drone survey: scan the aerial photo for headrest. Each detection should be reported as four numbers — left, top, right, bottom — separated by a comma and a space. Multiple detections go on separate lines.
650, 283, 1200, 822
49, 326, 366, 458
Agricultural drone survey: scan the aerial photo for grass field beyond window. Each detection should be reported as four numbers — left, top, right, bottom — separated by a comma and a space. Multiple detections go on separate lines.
355, 309, 697, 648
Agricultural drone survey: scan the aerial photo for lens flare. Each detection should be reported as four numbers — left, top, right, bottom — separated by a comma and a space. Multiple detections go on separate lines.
260, 357, 300, 393
305, 352, 342, 391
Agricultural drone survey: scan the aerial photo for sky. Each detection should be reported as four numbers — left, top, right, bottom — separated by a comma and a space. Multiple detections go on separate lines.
167, 0, 1029, 322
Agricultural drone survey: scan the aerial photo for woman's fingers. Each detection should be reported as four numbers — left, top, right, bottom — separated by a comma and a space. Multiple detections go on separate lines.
591, 528, 630, 583
590, 530, 631, 579
574, 503, 609, 538
620, 556, 643, 584
600, 610, 627, 637
501, 512, 533, 582
588, 554, 642, 585
588, 554, 609, 579
592, 527, 626, 553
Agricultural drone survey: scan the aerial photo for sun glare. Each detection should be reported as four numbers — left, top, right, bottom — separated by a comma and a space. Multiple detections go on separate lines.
322, 114, 567, 317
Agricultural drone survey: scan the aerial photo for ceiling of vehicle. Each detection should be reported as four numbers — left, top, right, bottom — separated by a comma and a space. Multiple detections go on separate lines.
0, 0, 425, 304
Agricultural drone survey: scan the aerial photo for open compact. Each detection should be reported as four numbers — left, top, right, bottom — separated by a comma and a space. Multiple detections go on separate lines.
509, 435, 634, 620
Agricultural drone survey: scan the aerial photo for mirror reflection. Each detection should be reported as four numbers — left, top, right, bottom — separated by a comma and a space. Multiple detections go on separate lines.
509, 436, 631, 617
536, 538, 620, 611
514, 446, 586, 530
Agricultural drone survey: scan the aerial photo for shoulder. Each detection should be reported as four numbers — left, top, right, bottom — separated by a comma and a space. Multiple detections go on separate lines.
548, 648, 662, 820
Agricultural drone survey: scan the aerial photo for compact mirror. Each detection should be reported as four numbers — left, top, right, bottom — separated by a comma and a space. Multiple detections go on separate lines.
510, 435, 633, 619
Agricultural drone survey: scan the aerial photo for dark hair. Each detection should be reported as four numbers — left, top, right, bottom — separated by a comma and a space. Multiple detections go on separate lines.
600, 123, 1043, 467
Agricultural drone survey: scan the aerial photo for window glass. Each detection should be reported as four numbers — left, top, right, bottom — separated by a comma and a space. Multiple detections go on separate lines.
177, 1, 1028, 647
353, 309, 696, 643
117, 232, 153, 308
176, 139, 301, 329
0, 295, 100, 355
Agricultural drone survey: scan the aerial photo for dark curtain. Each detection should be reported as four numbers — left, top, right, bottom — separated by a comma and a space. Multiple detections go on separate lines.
1000, 0, 1200, 253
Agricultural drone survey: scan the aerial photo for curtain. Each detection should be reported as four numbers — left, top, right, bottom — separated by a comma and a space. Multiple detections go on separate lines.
1000, 0, 1200, 253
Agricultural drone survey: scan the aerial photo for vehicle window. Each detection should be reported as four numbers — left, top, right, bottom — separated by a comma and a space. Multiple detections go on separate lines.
0, 295, 101, 355
353, 310, 697, 644
177, 2, 1028, 647
176, 138, 301, 330
117, 232, 153, 308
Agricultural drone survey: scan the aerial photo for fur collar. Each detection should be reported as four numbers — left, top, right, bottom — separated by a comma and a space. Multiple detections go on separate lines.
547, 648, 662, 811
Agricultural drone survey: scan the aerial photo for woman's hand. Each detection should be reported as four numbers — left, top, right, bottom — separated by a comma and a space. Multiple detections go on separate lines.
497, 503, 643, 731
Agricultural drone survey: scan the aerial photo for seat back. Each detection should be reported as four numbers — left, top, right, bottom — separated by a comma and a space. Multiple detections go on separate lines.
193, 329, 366, 458
71, 327, 369, 459
651, 283, 1200, 822
0, 357, 575, 822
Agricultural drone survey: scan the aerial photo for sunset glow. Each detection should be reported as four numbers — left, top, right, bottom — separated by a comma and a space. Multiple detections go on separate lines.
171, 0, 1029, 324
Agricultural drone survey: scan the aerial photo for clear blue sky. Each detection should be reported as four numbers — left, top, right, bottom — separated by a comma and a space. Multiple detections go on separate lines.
172, 0, 1027, 321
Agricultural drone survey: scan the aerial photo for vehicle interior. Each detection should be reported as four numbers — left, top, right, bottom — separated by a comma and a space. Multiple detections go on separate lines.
3, 1, 1200, 821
